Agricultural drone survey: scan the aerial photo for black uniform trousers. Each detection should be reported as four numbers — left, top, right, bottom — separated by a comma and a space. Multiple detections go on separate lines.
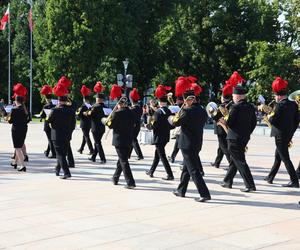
171, 135, 180, 160
79, 127, 94, 153
53, 140, 71, 176
150, 143, 174, 177
267, 136, 298, 183
214, 134, 230, 165
223, 139, 255, 189
177, 149, 210, 197
91, 130, 106, 161
113, 147, 135, 186
67, 142, 75, 167
129, 129, 143, 159
45, 129, 56, 157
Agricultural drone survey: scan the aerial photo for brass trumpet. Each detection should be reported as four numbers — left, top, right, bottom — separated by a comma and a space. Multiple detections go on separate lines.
206, 101, 231, 134
167, 93, 175, 106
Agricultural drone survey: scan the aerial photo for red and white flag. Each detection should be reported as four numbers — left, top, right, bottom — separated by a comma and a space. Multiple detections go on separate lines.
0, 6, 9, 31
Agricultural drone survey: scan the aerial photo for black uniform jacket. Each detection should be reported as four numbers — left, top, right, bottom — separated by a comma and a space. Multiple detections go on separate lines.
226, 99, 256, 141
270, 98, 299, 138
109, 107, 135, 147
152, 106, 172, 145
47, 104, 76, 142
40, 102, 55, 132
173, 103, 207, 151
89, 103, 106, 133
131, 104, 142, 137
8, 105, 30, 128
76, 103, 92, 130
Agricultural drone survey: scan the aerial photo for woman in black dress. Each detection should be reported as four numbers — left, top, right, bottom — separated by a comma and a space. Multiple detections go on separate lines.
8, 96, 30, 171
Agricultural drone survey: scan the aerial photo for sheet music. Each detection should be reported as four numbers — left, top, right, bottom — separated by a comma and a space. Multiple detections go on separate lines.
4, 105, 13, 113
51, 99, 58, 105
103, 108, 112, 116
168, 105, 180, 114
85, 103, 92, 109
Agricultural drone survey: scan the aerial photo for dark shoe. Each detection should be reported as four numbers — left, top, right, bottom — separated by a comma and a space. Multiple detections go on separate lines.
60, 175, 71, 179
263, 176, 273, 184
44, 151, 48, 157
282, 182, 299, 188
18, 167, 26, 172
168, 156, 175, 163
220, 182, 232, 189
146, 170, 154, 177
195, 196, 211, 202
77, 149, 83, 154
111, 178, 118, 185
24, 155, 28, 162
88, 157, 96, 162
68, 165, 75, 168
210, 162, 219, 168
100, 160, 106, 164
136, 157, 144, 160
124, 185, 135, 189
55, 172, 60, 176
240, 187, 256, 192
10, 163, 17, 169
172, 190, 185, 197
162, 176, 174, 181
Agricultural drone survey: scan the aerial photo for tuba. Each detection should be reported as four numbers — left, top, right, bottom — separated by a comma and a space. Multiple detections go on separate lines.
288, 90, 300, 111
206, 101, 231, 133
257, 95, 275, 128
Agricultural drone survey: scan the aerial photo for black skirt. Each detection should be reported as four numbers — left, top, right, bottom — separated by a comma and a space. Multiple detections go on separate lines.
12, 125, 28, 148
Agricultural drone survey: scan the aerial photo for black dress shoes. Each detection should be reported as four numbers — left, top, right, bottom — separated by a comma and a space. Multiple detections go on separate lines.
68, 165, 75, 168
172, 190, 185, 197
168, 156, 175, 163
88, 157, 96, 162
282, 182, 299, 188
263, 176, 273, 184
55, 171, 60, 176
220, 182, 232, 189
124, 185, 135, 189
18, 167, 26, 172
60, 174, 71, 179
10, 163, 17, 169
136, 156, 144, 160
111, 178, 118, 185
77, 149, 83, 154
44, 151, 48, 157
162, 176, 174, 181
145, 170, 154, 177
100, 160, 106, 164
195, 196, 211, 202
210, 162, 219, 168
240, 187, 256, 192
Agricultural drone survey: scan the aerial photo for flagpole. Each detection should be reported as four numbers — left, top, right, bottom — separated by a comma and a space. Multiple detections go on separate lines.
8, 3, 11, 104
29, 6, 33, 114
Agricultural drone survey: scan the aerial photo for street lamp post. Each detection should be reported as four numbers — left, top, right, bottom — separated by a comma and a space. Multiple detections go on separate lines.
117, 58, 132, 101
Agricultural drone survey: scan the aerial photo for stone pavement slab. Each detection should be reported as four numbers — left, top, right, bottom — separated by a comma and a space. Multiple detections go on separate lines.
0, 122, 299, 250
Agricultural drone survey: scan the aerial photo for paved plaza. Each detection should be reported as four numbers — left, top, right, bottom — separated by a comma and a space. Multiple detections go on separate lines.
0, 122, 299, 250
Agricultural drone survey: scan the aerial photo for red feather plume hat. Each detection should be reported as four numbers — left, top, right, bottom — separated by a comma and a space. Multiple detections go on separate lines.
130, 88, 140, 102
175, 76, 191, 97
80, 85, 91, 97
109, 84, 123, 100
154, 85, 171, 99
93, 81, 105, 93
57, 76, 72, 89
186, 76, 198, 84
40, 85, 53, 96
272, 77, 288, 95
12, 83, 27, 99
190, 83, 202, 96
227, 71, 245, 87
222, 83, 233, 98
53, 84, 69, 97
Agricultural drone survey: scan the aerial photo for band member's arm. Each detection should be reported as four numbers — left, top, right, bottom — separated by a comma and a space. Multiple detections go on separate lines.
7, 109, 15, 124
108, 111, 118, 129
226, 105, 238, 128
268, 104, 280, 127
46, 110, 54, 127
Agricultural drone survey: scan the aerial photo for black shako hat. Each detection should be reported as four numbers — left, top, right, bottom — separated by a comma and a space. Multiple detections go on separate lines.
233, 85, 247, 95
58, 96, 68, 102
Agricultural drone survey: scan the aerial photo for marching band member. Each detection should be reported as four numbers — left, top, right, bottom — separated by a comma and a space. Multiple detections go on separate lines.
264, 77, 299, 187
39, 85, 56, 158
107, 85, 136, 188
146, 85, 174, 180
221, 84, 257, 192
47, 83, 76, 179
171, 89, 211, 202
76, 85, 94, 155
86, 81, 107, 164
129, 88, 144, 160
8, 83, 30, 172
211, 83, 232, 168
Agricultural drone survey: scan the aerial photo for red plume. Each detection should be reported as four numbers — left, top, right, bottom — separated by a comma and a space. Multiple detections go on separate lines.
175, 76, 191, 97
13, 83, 27, 97
53, 84, 69, 97
93, 81, 105, 93
109, 84, 123, 100
155, 85, 171, 99
222, 84, 233, 97
40, 85, 53, 95
186, 76, 198, 84
227, 71, 245, 87
57, 76, 72, 88
190, 83, 202, 96
272, 77, 288, 93
130, 88, 140, 102
80, 85, 91, 97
